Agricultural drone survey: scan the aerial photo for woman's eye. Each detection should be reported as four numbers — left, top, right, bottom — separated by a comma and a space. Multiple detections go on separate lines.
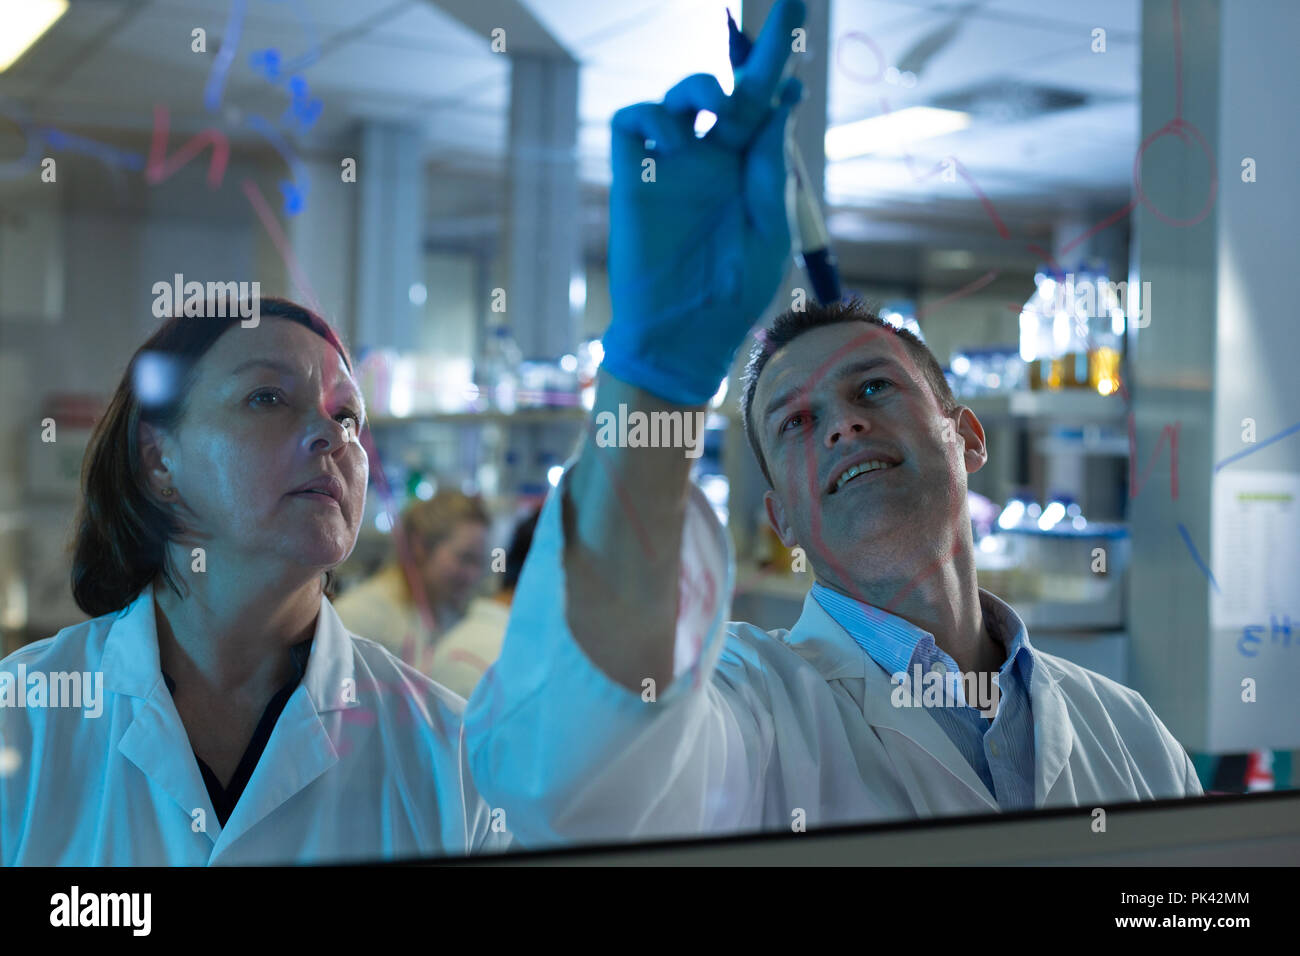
337, 409, 361, 431
250, 388, 284, 407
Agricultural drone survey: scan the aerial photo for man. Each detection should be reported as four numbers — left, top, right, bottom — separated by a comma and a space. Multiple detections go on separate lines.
464, 0, 1200, 847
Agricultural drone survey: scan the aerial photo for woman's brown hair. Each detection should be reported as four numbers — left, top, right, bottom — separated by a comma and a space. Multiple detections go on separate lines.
71, 297, 355, 618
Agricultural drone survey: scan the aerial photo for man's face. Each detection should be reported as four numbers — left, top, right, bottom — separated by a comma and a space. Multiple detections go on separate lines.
751, 323, 986, 597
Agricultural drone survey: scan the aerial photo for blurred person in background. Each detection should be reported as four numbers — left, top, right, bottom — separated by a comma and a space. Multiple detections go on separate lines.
0, 298, 506, 864
333, 490, 489, 673
429, 506, 540, 699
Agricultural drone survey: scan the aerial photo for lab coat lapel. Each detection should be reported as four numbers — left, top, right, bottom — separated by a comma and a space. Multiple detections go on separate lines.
1028, 656, 1074, 804
783, 592, 998, 813
104, 586, 218, 844
211, 596, 358, 853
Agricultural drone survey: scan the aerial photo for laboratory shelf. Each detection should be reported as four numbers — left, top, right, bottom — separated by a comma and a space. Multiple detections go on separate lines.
964, 390, 1127, 424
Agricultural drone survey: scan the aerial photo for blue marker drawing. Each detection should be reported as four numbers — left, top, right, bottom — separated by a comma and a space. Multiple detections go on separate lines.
280, 179, 306, 215
261, 0, 321, 75
1177, 522, 1220, 594
204, 0, 249, 113
1214, 419, 1300, 472
208, 0, 320, 112
281, 74, 323, 134
250, 46, 282, 82
244, 112, 310, 216
1238, 624, 1263, 657
248, 0, 322, 84
0, 99, 144, 178
39, 127, 145, 171
1238, 615, 1292, 658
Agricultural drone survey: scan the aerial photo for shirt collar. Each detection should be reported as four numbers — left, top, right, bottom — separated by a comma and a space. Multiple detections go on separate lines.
810, 581, 1035, 686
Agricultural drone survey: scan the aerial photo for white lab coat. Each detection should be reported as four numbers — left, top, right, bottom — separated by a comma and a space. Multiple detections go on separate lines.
464, 466, 1203, 847
0, 582, 510, 865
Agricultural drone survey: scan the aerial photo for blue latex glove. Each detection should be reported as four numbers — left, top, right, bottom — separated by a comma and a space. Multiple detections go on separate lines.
601, 0, 806, 407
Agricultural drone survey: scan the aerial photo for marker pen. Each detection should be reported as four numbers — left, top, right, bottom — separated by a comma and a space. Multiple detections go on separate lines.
727, 11, 842, 306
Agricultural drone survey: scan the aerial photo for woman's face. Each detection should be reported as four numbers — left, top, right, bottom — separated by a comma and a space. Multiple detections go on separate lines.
423, 520, 488, 614
143, 318, 368, 579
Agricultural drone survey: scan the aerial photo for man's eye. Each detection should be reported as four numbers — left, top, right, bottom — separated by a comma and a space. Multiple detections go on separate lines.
779, 413, 806, 434
861, 379, 892, 397
250, 388, 284, 407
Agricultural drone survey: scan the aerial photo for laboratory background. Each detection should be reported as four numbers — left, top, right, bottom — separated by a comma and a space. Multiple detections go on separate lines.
1, 0, 1297, 803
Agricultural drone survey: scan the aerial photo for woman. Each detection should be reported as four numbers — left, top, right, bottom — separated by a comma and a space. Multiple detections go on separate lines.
0, 297, 508, 864
333, 490, 490, 676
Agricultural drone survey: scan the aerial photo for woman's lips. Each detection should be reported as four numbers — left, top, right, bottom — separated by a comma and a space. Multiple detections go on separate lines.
292, 489, 342, 509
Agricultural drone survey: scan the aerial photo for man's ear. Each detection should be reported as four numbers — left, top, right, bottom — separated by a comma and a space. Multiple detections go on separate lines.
763, 489, 798, 548
955, 407, 988, 474
137, 421, 175, 499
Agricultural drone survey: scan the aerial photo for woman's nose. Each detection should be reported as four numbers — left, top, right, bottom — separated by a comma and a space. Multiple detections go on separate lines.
306, 415, 356, 454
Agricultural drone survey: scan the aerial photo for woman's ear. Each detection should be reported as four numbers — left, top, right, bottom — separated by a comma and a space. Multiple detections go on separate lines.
137, 421, 176, 501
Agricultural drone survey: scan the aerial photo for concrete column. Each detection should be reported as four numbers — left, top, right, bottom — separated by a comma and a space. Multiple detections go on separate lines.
501, 52, 581, 495
286, 155, 356, 343
354, 122, 424, 353
503, 53, 580, 361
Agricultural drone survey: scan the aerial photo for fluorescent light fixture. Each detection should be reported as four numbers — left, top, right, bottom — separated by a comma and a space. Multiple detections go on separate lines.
569, 273, 586, 312
931, 249, 974, 270
0, 0, 69, 73
997, 500, 1025, 530
825, 107, 971, 162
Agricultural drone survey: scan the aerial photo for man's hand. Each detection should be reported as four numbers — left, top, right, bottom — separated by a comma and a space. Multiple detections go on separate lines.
600, 0, 806, 408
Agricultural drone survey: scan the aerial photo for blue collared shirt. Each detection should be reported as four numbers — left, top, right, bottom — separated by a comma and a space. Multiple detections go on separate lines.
811, 583, 1037, 811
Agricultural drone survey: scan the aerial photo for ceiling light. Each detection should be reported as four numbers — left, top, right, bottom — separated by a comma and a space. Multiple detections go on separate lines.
0, 0, 69, 73
825, 107, 971, 162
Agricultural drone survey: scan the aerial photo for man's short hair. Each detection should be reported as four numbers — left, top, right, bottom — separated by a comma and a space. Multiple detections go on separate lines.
739, 298, 959, 488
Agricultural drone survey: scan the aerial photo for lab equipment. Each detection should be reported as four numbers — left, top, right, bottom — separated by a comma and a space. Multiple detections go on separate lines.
728, 11, 842, 307
479, 325, 522, 413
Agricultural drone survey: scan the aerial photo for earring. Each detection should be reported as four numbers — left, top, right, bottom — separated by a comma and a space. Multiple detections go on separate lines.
161, 487, 175, 497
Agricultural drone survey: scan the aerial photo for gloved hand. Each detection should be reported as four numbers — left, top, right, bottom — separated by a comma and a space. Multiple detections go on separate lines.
601, 0, 806, 408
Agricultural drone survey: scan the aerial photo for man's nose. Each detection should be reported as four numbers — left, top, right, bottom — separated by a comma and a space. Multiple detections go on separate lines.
824, 406, 871, 447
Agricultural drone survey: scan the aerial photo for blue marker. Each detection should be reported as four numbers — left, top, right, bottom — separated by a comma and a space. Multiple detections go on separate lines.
728, 10, 842, 306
